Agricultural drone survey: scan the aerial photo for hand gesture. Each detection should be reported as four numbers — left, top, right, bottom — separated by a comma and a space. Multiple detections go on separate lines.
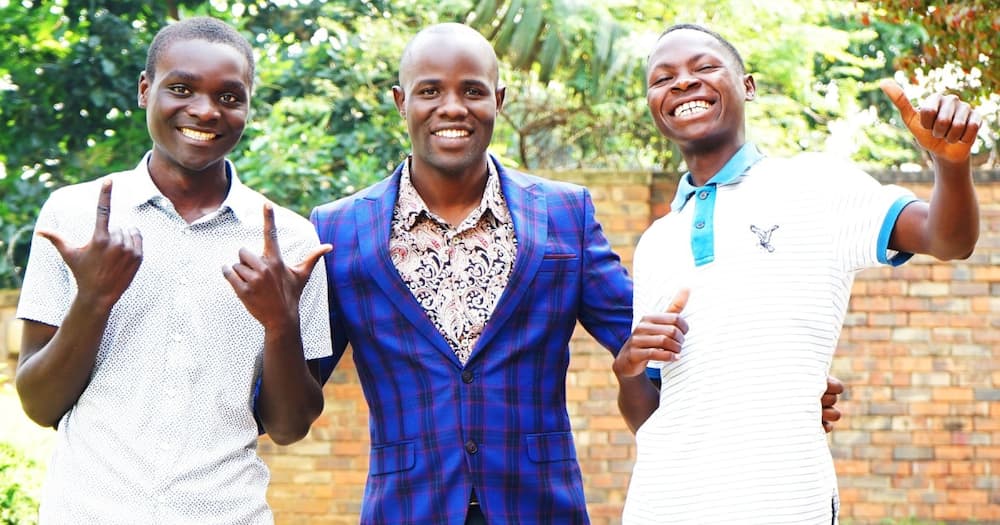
881, 79, 982, 166
821, 375, 844, 434
223, 203, 331, 329
36, 179, 143, 310
613, 289, 690, 379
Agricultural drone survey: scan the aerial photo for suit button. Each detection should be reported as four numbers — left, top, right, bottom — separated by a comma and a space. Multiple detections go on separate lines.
465, 440, 478, 454
461, 370, 474, 383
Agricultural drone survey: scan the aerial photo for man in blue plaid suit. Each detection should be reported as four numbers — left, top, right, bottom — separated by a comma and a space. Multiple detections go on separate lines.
307, 23, 843, 524
308, 23, 639, 524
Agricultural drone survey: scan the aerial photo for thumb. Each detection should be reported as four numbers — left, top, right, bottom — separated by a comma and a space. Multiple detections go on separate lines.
294, 244, 332, 278
665, 288, 690, 314
879, 79, 919, 130
36, 229, 71, 259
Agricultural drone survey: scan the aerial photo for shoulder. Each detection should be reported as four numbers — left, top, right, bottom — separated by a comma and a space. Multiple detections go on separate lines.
311, 174, 397, 219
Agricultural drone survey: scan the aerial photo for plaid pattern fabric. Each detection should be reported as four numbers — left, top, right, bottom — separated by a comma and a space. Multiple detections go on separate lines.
310, 156, 633, 524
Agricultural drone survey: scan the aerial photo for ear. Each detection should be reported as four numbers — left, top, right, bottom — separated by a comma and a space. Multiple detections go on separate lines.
391, 85, 405, 116
743, 74, 756, 101
137, 71, 150, 108
495, 85, 506, 113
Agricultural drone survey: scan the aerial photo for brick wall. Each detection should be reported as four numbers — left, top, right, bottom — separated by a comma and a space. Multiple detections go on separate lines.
1, 168, 998, 524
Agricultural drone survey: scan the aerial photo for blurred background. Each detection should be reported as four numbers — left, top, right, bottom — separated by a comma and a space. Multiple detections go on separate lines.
1, 1, 998, 524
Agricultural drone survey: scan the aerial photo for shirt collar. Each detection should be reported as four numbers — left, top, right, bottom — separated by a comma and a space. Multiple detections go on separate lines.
397, 154, 511, 231
113, 151, 256, 223
670, 143, 765, 212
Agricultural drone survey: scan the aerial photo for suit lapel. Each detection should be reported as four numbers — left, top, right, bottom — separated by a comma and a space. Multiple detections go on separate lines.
471, 163, 547, 357
356, 167, 461, 366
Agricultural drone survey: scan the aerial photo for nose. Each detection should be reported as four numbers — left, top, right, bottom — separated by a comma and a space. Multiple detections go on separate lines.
187, 94, 221, 121
437, 91, 469, 118
671, 74, 700, 92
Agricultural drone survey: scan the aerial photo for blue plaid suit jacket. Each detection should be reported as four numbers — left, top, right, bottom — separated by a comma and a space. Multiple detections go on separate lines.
309, 156, 633, 524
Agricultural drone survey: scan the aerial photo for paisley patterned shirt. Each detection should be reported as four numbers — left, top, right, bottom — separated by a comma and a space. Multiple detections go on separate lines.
390, 158, 517, 365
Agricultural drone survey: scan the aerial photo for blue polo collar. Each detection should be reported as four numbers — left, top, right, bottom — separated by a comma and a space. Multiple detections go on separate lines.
670, 143, 765, 266
670, 143, 765, 212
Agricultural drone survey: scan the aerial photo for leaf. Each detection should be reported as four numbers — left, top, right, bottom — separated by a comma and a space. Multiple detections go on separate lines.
509, 2, 544, 70
537, 28, 562, 83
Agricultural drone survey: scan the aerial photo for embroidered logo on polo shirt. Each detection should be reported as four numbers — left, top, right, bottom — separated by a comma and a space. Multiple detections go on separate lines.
750, 224, 779, 253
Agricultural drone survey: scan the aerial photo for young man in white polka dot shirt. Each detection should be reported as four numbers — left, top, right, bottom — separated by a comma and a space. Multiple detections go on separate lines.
615, 24, 981, 524
14, 17, 331, 524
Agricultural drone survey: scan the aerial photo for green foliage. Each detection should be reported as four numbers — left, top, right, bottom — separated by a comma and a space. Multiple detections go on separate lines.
868, 1, 999, 101
1, 0, 992, 288
0, 442, 41, 525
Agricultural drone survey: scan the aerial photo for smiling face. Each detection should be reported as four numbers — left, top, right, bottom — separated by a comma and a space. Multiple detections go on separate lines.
392, 26, 504, 181
138, 38, 251, 177
646, 28, 755, 157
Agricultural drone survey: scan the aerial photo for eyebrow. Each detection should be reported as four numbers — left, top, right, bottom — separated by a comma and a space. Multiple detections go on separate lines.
164, 70, 248, 94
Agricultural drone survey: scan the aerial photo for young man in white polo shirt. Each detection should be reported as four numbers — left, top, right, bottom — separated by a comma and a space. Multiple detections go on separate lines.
614, 24, 981, 524
14, 17, 331, 523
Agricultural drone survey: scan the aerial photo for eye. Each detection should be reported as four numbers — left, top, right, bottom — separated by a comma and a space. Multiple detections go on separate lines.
168, 85, 191, 95
698, 64, 718, 72
465, 87, 486, 97
417, 87, 438, 96
651, 75, 673, 87
219, 93, 241, 105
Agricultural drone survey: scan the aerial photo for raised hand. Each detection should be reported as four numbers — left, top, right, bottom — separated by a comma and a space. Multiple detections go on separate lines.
613, 288, 690, 379
880, 79, 982, 166
223, 203, 331, 329
36, 179, 143, 310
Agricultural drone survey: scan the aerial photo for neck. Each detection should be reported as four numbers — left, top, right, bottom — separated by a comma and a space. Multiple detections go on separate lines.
147, 153, 230, 223
682, 141, 746, 187
409, 156, 490, 226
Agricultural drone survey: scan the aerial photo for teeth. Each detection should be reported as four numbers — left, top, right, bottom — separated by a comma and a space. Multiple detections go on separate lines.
434, 129, 469, 138
180, 128, 215, 141
674, 100, 711, 117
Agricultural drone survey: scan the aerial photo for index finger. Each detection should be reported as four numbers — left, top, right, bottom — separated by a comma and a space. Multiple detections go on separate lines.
95, 178, 113, 234
879, 79, 919, 126
262, 202, 279, 256
664, 288, 689, 314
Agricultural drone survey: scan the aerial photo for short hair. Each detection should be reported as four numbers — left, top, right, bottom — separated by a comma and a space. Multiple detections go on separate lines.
145, 16, 255, 85
658, 23, 746, 75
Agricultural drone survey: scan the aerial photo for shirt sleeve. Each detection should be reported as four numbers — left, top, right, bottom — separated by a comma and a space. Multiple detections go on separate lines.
812, 155, 918, 272
15, 189, 80, 327
285, 216, 332, 361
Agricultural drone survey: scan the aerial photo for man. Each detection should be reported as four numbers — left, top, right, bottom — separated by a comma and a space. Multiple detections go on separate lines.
15, 17, 331, 523
615, 24, 980, 523
310, 23, 843, 524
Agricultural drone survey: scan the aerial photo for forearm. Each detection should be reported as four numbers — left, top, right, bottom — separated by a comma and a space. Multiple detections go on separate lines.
926, 157, 979, 259
616, 373, 661, 434
15, 296, 112, 427
257, 321, 324, 445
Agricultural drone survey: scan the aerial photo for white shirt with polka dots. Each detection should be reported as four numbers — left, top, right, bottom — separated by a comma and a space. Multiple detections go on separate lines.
16, 154, 331, 524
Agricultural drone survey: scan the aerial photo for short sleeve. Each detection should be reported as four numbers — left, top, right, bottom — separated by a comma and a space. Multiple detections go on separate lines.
16, 191, 83, 327
800, 154, 918, 272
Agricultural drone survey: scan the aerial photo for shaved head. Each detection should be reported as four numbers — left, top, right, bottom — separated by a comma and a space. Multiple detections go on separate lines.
398, 23, 499, 90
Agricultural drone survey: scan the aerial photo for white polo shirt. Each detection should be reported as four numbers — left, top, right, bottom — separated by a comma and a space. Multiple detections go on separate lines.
17, 154, 332, 524
623, 145, 916, 524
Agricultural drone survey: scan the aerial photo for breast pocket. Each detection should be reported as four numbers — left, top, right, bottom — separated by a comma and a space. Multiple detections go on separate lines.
370, 440, 416, 476
539, 253, 579, 273
525, 431, 577, 463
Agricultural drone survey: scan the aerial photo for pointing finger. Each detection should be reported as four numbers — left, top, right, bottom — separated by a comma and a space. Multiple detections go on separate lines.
262, 203, 279, 256
665, 288, 690, 314
95, 179, 113, 236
